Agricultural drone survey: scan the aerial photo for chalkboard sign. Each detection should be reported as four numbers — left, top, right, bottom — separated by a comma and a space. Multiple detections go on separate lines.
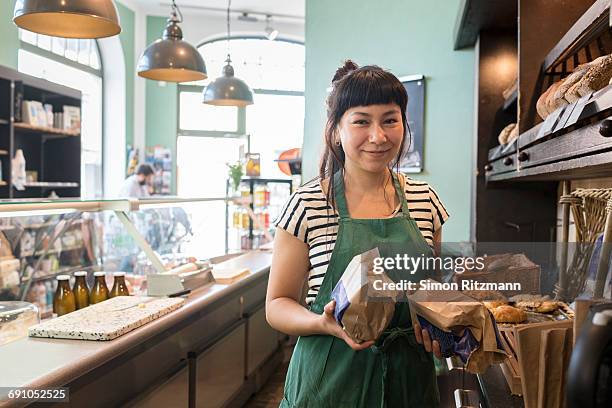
398, 75, 425, 173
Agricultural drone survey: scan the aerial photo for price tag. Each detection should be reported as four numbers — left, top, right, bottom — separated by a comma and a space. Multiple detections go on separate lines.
536, 106, 566, 139
564, 93, 593, 128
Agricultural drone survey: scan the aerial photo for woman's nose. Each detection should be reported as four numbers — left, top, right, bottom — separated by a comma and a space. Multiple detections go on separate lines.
369, 125, 387, 144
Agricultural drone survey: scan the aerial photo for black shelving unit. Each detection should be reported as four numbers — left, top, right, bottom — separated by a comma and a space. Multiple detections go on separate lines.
225, 177, 293, 253
0, 65, 81, 199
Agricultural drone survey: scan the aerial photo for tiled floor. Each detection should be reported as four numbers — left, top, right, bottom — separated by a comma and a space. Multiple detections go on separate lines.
243, 344, 293, 407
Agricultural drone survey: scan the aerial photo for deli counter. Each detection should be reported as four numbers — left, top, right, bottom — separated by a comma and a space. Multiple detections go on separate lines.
0, 198, 283, 407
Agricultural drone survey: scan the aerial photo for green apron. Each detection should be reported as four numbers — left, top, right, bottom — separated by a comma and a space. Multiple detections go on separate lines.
280, 171, 440, 408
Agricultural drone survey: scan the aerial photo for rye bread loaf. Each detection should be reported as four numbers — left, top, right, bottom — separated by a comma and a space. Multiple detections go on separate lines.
550, 63, 591, 109
545, 81, 564, 113
537, 85, 554, 119
567, 55, 612, 100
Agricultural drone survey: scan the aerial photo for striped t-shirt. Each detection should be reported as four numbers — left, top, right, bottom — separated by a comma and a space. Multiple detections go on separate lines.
274, 175, 450, 305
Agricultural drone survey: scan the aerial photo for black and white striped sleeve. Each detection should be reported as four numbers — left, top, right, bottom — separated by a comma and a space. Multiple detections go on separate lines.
274, 191, 308, 243
428, 184, 450, 232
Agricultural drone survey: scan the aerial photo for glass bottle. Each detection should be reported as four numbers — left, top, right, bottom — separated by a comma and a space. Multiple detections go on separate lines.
89, 272, 109, 304
110, 272, 130, 297
72, 271, 90, 310
53, 275, 76, 317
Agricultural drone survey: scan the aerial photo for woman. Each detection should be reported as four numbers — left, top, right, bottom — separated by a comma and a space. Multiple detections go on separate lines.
266, 60, 450, 407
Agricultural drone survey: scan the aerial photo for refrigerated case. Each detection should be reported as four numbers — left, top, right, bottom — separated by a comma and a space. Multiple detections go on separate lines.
0, 197, 234, 317
225, 177, 293, 253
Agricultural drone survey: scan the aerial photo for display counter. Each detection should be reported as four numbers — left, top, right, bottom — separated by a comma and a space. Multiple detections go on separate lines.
0, 250, 281, 408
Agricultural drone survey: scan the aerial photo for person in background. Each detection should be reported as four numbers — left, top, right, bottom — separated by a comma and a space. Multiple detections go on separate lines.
119, 164, 154, 198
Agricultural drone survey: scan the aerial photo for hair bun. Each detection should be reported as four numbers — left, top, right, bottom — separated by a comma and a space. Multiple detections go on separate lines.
332, 60, 359, 82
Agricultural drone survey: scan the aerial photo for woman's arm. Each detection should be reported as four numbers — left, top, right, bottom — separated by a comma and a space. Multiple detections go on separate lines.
266, 228, 373, 350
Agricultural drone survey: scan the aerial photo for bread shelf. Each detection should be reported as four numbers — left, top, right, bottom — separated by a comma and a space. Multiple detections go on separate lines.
13, 122, 80, 137
542, 0, 610, 73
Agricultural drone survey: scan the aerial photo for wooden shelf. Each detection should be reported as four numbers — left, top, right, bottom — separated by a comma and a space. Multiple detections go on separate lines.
542, 0, 609, 73
453, 0, 517, 50
13, 122, 80, 137
502, 88, 517, 111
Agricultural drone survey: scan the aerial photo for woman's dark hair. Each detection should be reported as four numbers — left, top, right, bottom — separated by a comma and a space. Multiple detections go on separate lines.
136, 163, 154, 176
319, 60, 411, 209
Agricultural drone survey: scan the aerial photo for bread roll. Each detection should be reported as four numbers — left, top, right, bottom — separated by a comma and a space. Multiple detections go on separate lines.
498, 123, 516, 145
484, 300, 509, 311
491, 305, 527, 323
572, 54, 612, 98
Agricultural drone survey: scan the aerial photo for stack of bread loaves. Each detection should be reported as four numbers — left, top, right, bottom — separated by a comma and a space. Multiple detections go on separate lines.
537, 54, 612, 119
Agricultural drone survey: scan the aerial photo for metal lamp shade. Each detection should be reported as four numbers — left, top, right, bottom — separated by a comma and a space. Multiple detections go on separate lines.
13, 0, 121, 39
137, 39, 207, 82
203, 64, 254, 107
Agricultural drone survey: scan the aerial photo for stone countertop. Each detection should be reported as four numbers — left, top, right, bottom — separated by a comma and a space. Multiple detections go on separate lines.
0, 251, 272, 394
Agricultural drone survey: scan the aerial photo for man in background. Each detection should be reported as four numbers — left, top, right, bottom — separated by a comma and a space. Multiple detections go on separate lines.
119, 164, 154, 198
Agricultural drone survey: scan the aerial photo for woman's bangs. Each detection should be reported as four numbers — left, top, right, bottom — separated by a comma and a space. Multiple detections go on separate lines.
339, 71, 407, 112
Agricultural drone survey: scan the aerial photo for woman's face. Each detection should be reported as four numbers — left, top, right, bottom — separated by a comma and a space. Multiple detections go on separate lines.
337, 103, 404, 174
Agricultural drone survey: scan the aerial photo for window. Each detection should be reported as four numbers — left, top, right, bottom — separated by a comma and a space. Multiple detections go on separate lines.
18, 31, 103, 198
178, 38, 304, 196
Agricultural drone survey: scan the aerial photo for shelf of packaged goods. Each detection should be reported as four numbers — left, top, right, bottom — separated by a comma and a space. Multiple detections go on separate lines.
13, 122, 80, 137
542, 0, 610, 73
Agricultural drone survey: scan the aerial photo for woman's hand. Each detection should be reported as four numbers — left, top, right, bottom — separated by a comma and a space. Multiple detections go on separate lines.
321, 300, 374, 351
414, 322, 443, 359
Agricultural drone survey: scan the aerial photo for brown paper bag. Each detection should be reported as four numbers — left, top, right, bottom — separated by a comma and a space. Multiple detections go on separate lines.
407, 280, 507, 373
537, 328, 567, 408
515, 320, 573, 408
332, 247, 399, 343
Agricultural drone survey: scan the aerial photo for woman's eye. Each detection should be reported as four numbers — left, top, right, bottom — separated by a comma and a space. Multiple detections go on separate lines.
353, 120, 368, 125
385, 118, 399, 124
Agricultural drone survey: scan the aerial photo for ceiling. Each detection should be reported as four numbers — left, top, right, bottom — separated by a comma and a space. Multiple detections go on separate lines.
130, 0, 305, 19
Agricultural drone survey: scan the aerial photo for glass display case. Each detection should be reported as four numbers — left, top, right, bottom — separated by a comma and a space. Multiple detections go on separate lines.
0, 198, 234, 317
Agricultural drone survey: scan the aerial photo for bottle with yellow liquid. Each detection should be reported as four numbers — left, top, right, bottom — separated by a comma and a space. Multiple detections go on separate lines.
89, 272, 109, 304
110, 272, 130, 297
53, 275, 76, 317
72, 271, 90, 310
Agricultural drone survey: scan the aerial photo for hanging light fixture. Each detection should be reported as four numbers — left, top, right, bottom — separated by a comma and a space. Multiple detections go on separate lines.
202, 0, 254, 107
137, 0, 206, 83
13, 0, 121, 39
265, 15, 279, 41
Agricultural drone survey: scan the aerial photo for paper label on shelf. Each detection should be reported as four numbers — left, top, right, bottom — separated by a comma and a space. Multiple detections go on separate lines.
565, 93, 593, 128
537, 106, 566, 139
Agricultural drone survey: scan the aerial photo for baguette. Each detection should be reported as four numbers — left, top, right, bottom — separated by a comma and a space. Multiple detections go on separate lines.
545, 80, 564, 113
506, 123, 519, 143
536, 85, 554, 119
498, 123, 516, 145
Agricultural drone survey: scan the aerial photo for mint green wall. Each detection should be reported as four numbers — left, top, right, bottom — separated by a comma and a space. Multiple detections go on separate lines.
116, 2, 135, 148
0, 1, 19, 69
145, 16, 177, 194
304, 0, 474, 241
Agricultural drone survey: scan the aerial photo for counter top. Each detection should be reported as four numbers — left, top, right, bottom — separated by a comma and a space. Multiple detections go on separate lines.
0, 251, 273, 394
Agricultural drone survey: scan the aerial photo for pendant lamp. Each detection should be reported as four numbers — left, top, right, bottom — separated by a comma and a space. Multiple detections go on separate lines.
137, 1, 206, 83
202, 0, 254, 107
13, 0, 121, 39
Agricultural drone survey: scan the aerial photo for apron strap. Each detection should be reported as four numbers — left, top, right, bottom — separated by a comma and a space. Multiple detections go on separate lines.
371, 326, 429, 408
333, 170, 351, 220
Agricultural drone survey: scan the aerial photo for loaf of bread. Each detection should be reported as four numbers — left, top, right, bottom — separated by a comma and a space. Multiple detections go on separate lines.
537, 85, 554, 119
552, 63, 591, 107
566, 55, 612, 101
498, 123, 516, 145
545, 80, 565, 113
491, 305, 527, 323
506, 123, 519, 144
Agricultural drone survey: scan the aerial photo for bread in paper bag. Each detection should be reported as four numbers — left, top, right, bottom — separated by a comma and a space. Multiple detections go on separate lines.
408, 279, 507, 373
331, 247, 398, 343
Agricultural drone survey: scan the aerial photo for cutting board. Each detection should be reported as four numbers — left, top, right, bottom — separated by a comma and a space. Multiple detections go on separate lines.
28, 296, 185, 341
212, 266, 250, 284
